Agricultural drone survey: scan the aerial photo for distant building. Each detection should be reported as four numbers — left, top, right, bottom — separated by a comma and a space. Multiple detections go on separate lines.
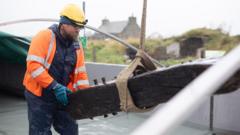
91, 16, 141, 39
205, 50, 225, 58
166, 43, 180, 58
166, 37, 204, 58
180, 37, 204, 57
152, 46, 168, 60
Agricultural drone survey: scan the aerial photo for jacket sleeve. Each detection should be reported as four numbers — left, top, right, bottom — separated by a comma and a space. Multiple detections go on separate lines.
71, 45, 90, 90
78, 46, 90, 88
26, 30, 55, 88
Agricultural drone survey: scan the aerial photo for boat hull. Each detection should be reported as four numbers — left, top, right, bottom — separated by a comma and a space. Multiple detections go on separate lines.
66, 63, 240, 120
0, 61, 26, 96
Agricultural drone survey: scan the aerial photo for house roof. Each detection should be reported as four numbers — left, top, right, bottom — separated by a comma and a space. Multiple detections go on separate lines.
98, 21, 128, 34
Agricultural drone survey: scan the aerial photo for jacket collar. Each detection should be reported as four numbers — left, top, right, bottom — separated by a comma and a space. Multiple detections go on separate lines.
49, 24, 80, 49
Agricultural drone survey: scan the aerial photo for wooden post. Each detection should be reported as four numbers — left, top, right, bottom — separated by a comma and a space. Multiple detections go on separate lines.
92, 47, 97, 62
139, 0, 147, 51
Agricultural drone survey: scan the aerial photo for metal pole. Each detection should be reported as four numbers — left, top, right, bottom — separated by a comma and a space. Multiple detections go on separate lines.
82, 1, 86, 14
131, 44, 240, 135
82, 1, 86, 37
209, 95, 216, 135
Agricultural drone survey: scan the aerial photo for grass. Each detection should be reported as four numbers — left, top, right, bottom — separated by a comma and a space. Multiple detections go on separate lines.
181, 28, 240, 51
83, 28, 240, 66
84, 39, 126, 64
159, 57, 196, 66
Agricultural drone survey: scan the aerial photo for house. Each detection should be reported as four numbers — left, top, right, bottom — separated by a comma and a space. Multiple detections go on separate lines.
180, 37, 204, 57
166, 43, 180, 58
166, 37, 204, 58
91, 16, 141, 39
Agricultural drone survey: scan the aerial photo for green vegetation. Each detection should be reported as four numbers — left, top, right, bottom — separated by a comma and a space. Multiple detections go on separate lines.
159, 57, 196, 67
84, 39, 126, 64
180, 28, 240, 51
127, 38, 163, 54
84, 28, 240, 66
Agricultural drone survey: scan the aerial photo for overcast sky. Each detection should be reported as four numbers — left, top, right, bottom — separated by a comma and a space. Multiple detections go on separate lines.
0, 0, 239, 37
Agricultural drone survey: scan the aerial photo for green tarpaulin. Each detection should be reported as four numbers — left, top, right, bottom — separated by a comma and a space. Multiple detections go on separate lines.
0, 31, 29, 65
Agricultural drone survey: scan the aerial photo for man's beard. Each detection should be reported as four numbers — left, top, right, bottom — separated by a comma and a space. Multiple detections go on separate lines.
62, 29, 78, 41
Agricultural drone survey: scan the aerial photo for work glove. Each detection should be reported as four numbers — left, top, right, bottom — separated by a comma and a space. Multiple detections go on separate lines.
52, 83, 72, 106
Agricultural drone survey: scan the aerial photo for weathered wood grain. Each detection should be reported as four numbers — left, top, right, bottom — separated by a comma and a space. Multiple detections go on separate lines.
66, 63, 240, 120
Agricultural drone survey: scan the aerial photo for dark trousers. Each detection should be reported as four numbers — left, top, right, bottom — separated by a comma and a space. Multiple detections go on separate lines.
25, 90, 78, 135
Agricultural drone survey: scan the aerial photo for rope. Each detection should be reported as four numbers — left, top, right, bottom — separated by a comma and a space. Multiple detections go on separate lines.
116, 50, 157, 112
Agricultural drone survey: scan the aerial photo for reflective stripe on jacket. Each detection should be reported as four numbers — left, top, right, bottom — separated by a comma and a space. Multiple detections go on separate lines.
23, 29, 89, 96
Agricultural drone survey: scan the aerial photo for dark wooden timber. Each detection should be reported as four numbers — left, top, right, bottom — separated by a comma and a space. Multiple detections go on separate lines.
66, 63, 240, 120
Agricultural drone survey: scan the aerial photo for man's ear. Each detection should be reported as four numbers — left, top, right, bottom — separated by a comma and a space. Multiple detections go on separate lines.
60, 24, 66, 29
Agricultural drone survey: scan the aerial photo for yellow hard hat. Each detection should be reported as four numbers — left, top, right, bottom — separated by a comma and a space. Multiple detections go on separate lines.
60, 4, 87, 26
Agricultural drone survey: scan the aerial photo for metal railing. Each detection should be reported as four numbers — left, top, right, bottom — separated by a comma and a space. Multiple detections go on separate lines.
131, 44, 240, 135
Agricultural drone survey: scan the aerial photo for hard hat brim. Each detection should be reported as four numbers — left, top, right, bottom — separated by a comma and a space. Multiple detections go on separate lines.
68, 17, 88, 26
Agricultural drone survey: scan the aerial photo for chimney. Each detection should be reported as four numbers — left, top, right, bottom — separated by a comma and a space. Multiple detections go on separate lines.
102, 18, 110, 25
128, 16, 136, 24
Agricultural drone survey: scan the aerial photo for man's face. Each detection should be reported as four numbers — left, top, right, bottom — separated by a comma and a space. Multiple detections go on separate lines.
61, 24, 83, 41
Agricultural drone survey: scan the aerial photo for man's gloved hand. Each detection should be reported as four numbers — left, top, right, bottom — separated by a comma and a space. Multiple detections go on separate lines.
52, 83, 72, 106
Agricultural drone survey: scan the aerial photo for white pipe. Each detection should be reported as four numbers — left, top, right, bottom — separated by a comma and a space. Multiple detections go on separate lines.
0, 18, 163, 67
131, 44, 240, 135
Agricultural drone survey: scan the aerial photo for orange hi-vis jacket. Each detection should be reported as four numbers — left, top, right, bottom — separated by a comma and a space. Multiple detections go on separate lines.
23, 29, 89, 96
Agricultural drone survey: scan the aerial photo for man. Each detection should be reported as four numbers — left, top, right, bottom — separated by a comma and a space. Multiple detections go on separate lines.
23, 4, 89, 135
